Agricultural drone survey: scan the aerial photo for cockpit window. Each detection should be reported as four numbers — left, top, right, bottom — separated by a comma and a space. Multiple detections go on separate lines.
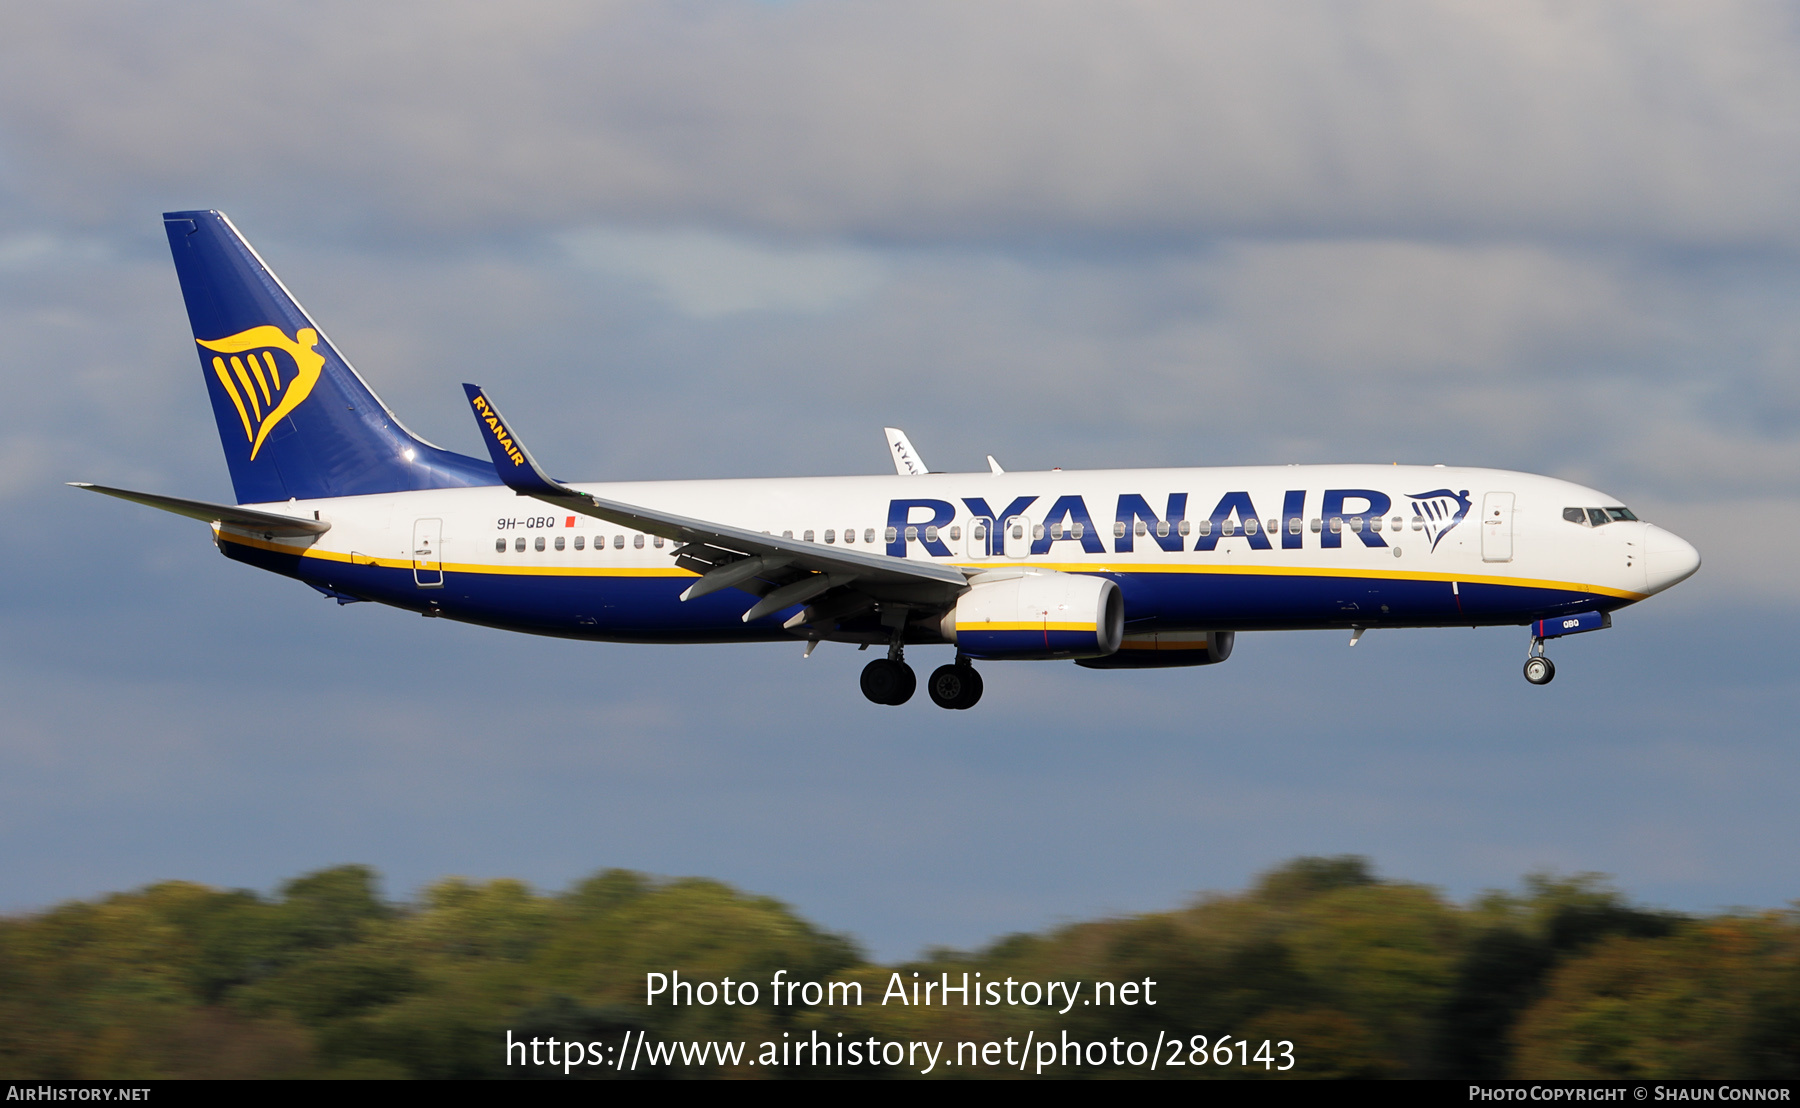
1567, 506, 1640, 527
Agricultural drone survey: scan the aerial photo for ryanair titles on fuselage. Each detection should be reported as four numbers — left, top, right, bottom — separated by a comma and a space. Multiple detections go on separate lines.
883, 487, 1469, 558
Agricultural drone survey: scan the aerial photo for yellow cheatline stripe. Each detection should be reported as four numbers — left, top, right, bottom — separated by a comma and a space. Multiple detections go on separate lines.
958, 621, 1097, 633
952, 560, 1646, 601
215, 534, 1641, 599
211, 357, 252, 441
219, 532, 696, 575
262, 350, 281, 389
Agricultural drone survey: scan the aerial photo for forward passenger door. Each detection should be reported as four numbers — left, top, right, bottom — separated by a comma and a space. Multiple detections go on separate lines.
1481, 493, 1514, 563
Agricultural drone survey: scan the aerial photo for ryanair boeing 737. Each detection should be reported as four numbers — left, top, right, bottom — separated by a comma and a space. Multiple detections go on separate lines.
75, 211, 1702, 709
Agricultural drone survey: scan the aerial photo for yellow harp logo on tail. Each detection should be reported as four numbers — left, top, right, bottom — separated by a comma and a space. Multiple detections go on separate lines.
197, 326, 326, 460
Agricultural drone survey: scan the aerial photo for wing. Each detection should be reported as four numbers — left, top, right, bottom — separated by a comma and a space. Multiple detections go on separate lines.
463, 386, 970, 631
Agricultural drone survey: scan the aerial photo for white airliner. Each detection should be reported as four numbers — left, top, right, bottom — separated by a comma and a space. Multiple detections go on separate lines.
76, 211, 1701, 709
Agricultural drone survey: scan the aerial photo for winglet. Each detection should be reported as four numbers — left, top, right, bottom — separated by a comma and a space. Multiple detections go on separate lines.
463, 384, 567, 497
987, 454, 1005, 474
885, 427, 929, 475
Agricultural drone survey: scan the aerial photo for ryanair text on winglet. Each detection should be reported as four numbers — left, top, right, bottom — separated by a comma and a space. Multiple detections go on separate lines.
470, 394, 526, 468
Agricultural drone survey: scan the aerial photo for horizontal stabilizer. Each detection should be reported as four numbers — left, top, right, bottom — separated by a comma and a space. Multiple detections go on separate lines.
70, 483, 330, 537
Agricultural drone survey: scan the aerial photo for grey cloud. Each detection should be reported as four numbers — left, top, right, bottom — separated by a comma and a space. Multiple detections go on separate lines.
2, 2, 1797, 245
560, 227, 887, 317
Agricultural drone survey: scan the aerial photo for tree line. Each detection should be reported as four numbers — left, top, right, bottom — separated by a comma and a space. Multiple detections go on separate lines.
1, 857, 1794, 1078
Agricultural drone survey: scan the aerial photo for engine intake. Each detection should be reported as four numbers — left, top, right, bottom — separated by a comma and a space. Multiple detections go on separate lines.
942, 572, 1124, 660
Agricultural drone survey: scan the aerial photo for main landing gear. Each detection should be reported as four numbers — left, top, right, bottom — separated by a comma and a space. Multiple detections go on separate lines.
860, 657, 916, 705
859, 646, 983, 709
1523, 638, 1556, 686
926, 660, 983, 710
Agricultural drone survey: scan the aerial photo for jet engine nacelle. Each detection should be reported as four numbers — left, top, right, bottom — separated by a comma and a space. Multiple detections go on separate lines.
941, 571, 1124, 660
1075, 630, 1234, 669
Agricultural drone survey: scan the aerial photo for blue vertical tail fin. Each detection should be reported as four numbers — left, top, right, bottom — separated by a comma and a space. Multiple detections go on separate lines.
163, 210, 499, 504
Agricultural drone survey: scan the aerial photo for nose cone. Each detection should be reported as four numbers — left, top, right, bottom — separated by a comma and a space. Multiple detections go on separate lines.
1643, 524, 1701, 594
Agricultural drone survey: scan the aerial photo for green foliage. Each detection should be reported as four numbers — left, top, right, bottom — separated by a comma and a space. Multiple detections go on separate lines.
0, 857, 1791, 1080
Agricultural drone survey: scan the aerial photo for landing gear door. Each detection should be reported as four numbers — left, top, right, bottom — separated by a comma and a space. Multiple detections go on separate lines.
967, 516, 994, 560
412, 518, 444, 587
1003, 515, 1033, 560
1481, 493, 1514, 563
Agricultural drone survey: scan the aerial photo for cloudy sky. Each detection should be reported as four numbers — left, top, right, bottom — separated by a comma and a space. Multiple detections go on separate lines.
1, 1, 1796, 959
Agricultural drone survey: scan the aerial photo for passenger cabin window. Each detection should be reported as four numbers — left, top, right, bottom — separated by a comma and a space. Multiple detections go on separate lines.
1221, 519, 1236, 536
925, 525, 939, 542
1349, 517, 1363, 533
1241, 518, 1257, 535
1329, 518, 1342, 534
1391, 516, 1402, 529
844, 528, 856, 543
885, 527, 898, 543
1072, 522, 1084, 539
1288, 518, 1302, 535
1113, 521, 1127, 538
905, 526, 918, 541
1155, 520, 1169, 538
554, 536, 565, 551
1369, 517, 1381, 533
1011, 522, 1024, 540
949, 525, 961, 541
783, 530, 793, 539
633, 534, 645, 548
973, 524, 986, 541
1411, 516, 1423, 530
1311, 518, 1322, 533
1032, 524, 1045, 540
1135, 521, 1147, 537
803, 530, 815, 542
535, 536, 546, 552
824, 529, 835, 544
515, 537, 526, 552
1049, 522, 1063, 539
574, 535, 584, 550
866, 528, 877, 544
653, 536, 664, 548
614, 534, 625, 549
495, 538, 506, 552
1196, 520, 1212, 537
1178, 520, 1191, 536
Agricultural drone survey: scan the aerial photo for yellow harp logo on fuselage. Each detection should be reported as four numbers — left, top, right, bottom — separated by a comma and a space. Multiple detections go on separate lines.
198, 326, 326, 460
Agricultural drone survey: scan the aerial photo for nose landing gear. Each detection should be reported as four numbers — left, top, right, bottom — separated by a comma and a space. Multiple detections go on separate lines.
1523, 638, 1556, 685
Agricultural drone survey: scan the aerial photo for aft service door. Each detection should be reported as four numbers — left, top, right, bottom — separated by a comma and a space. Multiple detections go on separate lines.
412, 518, 443, 587
1481, 493, 1514, 563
